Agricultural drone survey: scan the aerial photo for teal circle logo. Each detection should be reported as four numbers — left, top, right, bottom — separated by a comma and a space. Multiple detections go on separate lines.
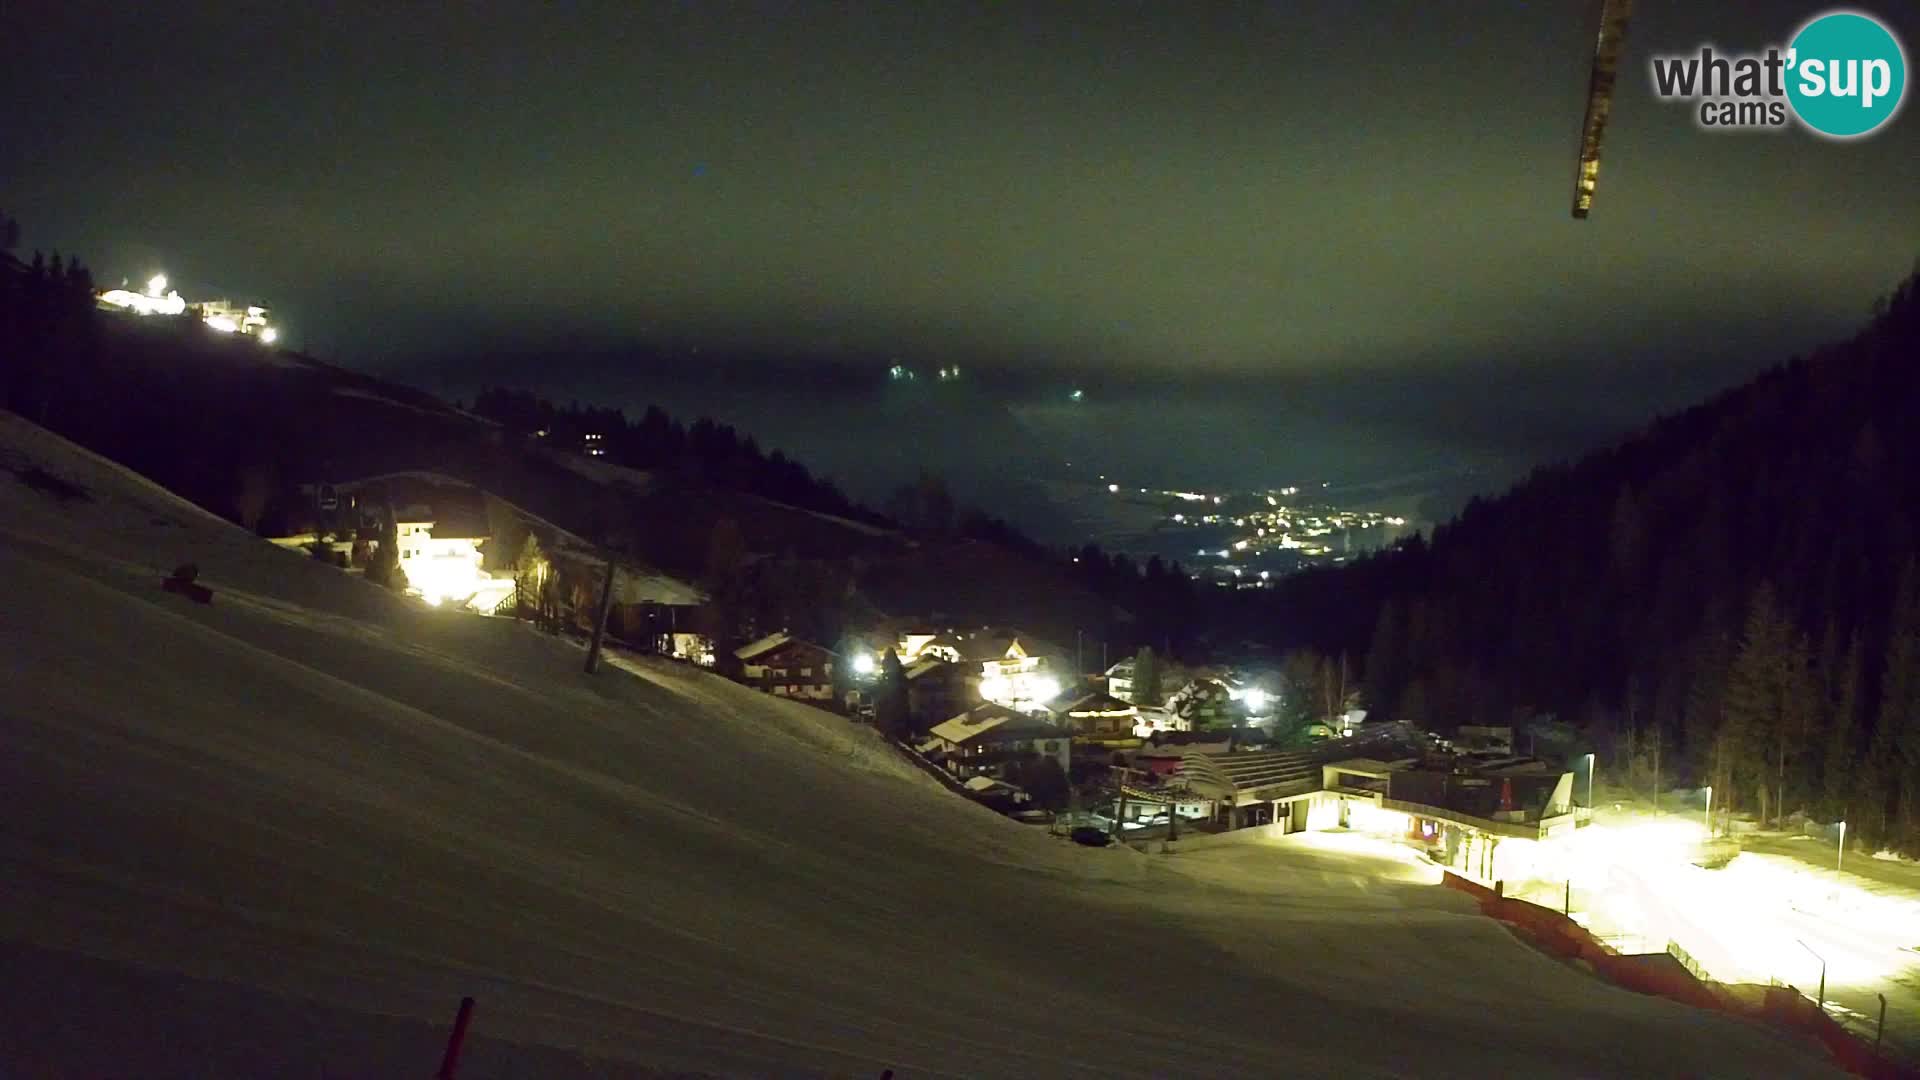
1786, 11, 1907, 138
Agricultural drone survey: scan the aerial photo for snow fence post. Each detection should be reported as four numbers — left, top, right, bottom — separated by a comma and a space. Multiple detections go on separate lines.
435, 996, 476, 1080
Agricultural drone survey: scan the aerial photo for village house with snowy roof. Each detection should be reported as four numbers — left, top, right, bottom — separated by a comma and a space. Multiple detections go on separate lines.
735, 632, 837, 702
925, 702, 1071, 781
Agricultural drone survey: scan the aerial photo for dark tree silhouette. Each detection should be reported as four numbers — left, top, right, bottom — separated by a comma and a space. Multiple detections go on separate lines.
875, 648, 908, 738
1131, 645, 1161, 706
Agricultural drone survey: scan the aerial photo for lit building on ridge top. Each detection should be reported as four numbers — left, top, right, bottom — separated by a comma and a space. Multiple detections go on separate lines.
95, 271, 279, 343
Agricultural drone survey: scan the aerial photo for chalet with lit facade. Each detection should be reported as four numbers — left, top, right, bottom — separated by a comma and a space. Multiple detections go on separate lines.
735, 633, 836, 702
930, 628, 1069, 711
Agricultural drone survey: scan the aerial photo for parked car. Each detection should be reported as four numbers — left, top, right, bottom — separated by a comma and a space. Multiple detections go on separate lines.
1070, 826, 1112, 847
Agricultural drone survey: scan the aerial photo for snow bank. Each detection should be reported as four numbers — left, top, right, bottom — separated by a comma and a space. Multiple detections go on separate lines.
0, 414, 1842, 1078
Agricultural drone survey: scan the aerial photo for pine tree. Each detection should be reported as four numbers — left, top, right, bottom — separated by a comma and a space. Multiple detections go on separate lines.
1280, 651, 1322, 728
1865, 690, 1901, 847
514, 533, 548, 625
1685, 629, 1730, 778
1823, 630, 1864, 820
1011, 754, 1069, 810
1366, 600, 1406, 717
875, 648, 908, 738
1320, 652, 1352, 724
1132, 645, 1161, 705
1880, 561, 1920, 844
365, 505, 407, 592
1721, 583, 1812, 826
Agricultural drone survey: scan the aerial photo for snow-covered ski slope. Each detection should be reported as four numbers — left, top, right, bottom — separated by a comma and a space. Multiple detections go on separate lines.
0, 414, 1840, 1078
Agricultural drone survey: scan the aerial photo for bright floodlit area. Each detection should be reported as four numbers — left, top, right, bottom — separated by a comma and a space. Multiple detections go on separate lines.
0, 414, 1850, 1077
1506, 789, 1920, 1062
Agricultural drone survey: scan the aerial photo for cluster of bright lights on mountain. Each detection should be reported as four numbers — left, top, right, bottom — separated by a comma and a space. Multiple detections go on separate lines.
96, 271, 280, 345
886, 363, 965, 382
97, 274, 186, 317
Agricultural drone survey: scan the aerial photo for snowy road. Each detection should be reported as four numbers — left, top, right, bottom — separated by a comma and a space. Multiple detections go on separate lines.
0, 415, 1845, 1078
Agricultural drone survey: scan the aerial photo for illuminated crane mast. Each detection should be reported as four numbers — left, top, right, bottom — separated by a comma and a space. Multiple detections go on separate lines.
1572, 0, 1635, 218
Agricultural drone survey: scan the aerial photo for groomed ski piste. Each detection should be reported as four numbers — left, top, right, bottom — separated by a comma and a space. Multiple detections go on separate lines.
0, 413, 1843, 1077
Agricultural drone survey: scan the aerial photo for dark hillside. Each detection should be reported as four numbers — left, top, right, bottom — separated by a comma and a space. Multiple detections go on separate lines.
1275, 263, 1920, 850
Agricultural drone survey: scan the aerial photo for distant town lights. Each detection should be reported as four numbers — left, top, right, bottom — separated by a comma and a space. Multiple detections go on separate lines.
259, 327, 278, 345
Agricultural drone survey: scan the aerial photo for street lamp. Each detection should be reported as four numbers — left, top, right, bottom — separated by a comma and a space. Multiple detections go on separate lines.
1583, 753, 1596, 813
1703, 785, 1713, 838
1837, 820, 1847, 874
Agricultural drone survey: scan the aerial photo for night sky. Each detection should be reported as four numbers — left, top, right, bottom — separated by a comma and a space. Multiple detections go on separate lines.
6, 2, 1917, 521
